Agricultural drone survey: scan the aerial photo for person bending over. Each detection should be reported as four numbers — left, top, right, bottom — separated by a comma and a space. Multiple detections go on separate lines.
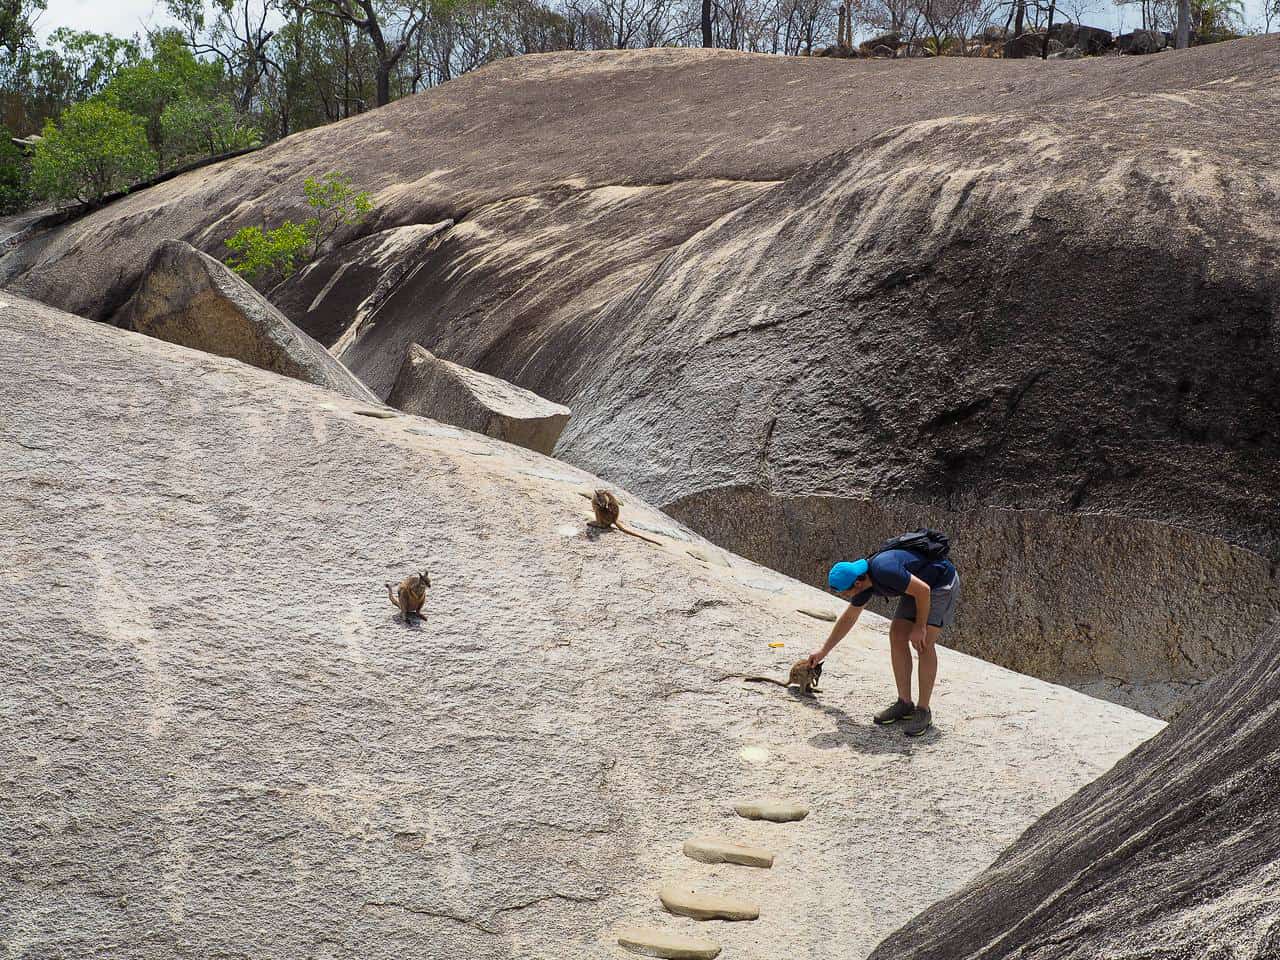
808, 546, 960, 737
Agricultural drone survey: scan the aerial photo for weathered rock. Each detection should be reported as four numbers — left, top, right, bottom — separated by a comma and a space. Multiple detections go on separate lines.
115, 239, 377, 403
860, 31, 901, 52
1118, 28, 1166, 54
273, 221, 452, 347
1050, 46, 1084, 60
733, 800, 809, 823
386, 343, 570, 455
0, 292, 1166, 959
617, 928, 722, 959
1002, 31, 1047, 58
682, 837, 774, 868
871, 44, 896, 58
867, 623, 1280, 960
659, 884, 760, 921
557, 43, 1280, 715
1049, 21, 1112, 54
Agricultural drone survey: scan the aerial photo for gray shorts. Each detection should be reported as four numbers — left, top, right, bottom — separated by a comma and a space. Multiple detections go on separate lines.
893, 572, 961, 630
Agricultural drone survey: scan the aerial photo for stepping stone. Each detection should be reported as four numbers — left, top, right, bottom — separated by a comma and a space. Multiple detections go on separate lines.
683, 836, 774, 868
658, 883, 760, 921
734, 800, 809, 823
616, 927, 722, 959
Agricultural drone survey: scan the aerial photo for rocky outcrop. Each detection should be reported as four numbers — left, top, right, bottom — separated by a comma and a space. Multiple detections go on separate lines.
0, 291, 1164, 959
558, 44, 1280, 713
867, 622, 1280, 960
666, 486, 1280, 718
1002, 31, 1047, 58
1049, 21, 1113, 54
1118, 28, 1167, 54
116, 239, 377, 403
386, 343, 571, 455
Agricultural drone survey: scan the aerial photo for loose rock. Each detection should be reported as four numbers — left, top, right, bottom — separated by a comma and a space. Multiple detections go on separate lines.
658, 883, 760, 921
387, 343, 571, 455
734, 800, 809, 823
115, 239, 378, 403
617, 927, 722, 959
683, 837, 774, 868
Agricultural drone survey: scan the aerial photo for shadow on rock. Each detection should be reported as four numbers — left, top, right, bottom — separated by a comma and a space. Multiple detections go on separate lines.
803, 697, 942, 755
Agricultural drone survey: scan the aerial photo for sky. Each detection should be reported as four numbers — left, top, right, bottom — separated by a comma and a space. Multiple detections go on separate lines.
34, 0, 1275, 43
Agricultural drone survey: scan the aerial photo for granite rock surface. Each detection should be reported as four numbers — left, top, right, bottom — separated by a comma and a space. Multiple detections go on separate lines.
0, 292, 1163, 959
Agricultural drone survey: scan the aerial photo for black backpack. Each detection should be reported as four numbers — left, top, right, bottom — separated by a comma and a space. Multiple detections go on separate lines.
871, 528, 951, 563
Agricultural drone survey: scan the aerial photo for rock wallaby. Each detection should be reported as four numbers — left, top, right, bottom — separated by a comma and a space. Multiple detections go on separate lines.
580, 489, 662, 545
728, 659, 823, 697
386, 570, 430, 621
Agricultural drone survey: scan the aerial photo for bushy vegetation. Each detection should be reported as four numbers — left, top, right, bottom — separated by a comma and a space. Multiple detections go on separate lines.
29, 101, 157, 204
0, 135, 30, 214
224, 172, 374, 286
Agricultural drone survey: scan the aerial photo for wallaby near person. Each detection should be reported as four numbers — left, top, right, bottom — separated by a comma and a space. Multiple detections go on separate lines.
808, 529, 960, 737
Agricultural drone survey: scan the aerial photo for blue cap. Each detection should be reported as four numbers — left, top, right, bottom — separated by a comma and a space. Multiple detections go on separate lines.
828, 559, 869, 591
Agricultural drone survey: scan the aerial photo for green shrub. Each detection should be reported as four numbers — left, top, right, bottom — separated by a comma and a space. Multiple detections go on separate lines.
29, 100, 157, 205
301, 171, 373, 257
160, 96, 260, 164
224, 171, 375, 285
0, 135, 30, 214
224, 220, 311, 286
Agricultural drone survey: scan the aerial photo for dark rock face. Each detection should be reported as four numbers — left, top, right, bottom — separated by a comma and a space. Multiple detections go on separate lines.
117, 240, 378, 402
867, 622, 1280, 960
1002, 31, 1048, 58
1050, 22, 1113, 54
1118, 28, 1168, 54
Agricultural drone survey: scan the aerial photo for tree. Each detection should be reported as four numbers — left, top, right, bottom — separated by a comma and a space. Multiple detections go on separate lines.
29, 100, 157, 205
166, 0, 277, 113
161, 94, 260, 161
0, 132, 29, 212
100, 30, 223, 169
291, 0, 431, 107
1176, 0, 1189, 45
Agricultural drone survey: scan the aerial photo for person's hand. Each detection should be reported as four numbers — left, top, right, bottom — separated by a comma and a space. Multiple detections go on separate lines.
909, 625, 927, 652
807, 651, 824, 668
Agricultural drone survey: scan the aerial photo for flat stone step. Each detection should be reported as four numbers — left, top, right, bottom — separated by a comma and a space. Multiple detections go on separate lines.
658, 883, 760, 921
616, 927, 722, 959
733, 799, 809, 823
682, 836, 774, 868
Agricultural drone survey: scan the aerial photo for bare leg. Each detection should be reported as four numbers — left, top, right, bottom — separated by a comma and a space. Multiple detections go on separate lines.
888, 619, 914, 704
916, 626, 942, 709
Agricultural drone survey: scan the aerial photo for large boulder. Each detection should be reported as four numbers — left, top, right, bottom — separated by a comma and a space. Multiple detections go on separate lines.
1002, 30, 1047, 58
867, 622, 1280, 960
0, 291, 1164, 959
116, 239, 378, 403
1049, 21, 1112, 54
1118, 28, 1167, 54
386, 343, 571, 455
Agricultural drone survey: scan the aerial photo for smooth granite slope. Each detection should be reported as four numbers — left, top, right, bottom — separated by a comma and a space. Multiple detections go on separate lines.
0, 291, 1162, 959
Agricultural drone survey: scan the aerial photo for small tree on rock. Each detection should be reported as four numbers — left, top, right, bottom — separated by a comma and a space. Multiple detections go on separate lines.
30, 100, 157, 205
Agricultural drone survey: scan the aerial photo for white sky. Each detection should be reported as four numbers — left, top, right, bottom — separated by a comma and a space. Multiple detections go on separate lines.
35, 0, 1274, 43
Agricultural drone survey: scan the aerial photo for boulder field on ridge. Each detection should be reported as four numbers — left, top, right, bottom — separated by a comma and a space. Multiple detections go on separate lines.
0, 291, 1162, 959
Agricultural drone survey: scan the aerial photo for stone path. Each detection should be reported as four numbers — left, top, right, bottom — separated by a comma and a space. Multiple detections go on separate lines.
733, 800, 809, 823
616, 797, 810, 957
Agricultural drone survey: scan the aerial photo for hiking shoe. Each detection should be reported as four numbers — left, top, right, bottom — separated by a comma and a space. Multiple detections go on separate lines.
902, 707, 933, 738
874, 698, 915, 725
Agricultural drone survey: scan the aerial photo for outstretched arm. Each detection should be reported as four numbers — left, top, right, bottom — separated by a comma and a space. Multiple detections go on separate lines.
809, 603, 863, 666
